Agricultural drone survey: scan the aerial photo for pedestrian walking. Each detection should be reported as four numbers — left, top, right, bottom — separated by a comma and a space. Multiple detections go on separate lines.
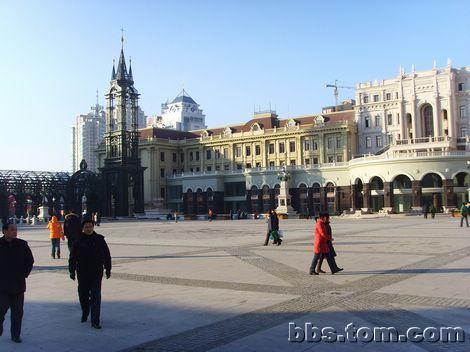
69, 219, 111, 329
315, 216, 341, 274
460, 202, 469, 227
264, 209, 282, 246
93, 212, 101, 226
47, 215, 64, 259
64, 210, 81, 253
0, 222, 34, 343
208, 209, 213, 222
422, 203, 429, 219
309, 212, 343, 275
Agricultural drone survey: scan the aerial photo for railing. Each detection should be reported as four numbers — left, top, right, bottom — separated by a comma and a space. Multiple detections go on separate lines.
395, 136, 451, 145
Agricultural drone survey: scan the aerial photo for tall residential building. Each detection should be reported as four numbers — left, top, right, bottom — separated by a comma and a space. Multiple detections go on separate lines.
71, 100, 106, 172
160, 89, 206, 131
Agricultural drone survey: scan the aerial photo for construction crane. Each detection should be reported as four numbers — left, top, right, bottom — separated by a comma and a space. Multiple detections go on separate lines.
325, 80, 354, 107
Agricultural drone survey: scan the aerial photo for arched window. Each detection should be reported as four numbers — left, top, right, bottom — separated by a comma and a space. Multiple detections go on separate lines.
311, 182, 321, 215
298, 183, 308, 214
250, 185, 260, 213
422, 105, 434, 137
454, 172, 470, 188
421, 173, 443, 188
262, 185, 271, 212
393, 175, 412, 189
370, 177, 384, 190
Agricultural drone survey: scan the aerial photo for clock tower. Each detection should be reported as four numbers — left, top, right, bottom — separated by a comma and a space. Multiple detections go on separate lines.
100, 35, 146, 217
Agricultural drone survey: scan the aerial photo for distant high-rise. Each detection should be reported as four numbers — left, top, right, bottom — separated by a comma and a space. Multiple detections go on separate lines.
71, 96, 106, 172
71, 93, 146, 173
161, 89, 206, 131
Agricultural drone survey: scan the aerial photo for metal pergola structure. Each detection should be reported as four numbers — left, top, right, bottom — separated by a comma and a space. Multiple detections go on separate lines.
0, 169, 71, 219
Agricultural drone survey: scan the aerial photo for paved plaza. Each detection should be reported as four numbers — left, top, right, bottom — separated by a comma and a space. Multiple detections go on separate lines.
1, 216, 470, 351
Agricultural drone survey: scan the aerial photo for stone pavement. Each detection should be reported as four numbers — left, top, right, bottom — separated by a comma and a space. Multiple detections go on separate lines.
1, 216, 470, 351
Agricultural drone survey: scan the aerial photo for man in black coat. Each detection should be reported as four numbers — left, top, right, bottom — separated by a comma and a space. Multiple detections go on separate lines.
69, 219, 111, 329
0, 222, 34, 343
63, 210, 81, 252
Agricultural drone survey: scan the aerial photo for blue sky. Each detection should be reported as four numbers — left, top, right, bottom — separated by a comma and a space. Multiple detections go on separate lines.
1, 0, 469, 171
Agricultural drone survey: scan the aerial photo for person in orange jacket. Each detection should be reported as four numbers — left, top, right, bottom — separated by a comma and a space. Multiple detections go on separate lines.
47, 216, 64, 259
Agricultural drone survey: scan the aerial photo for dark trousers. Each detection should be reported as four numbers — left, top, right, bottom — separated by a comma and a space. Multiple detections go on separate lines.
67, 239, 76, 253
0, 292, 24, 339
51, 238, 60, 257
78, 276, 102, 325
423, 212, 428, 219
461, 215, 469, 227
310, 253, 337, 274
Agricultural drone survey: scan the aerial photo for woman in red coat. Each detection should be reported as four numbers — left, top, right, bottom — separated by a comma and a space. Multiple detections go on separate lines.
309, 213, 343, 275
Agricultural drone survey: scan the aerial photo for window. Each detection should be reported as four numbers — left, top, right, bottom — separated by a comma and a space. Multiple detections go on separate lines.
387, 134, 393, 145
336, 137, 342, 149
180, 153, 184, 162
458, 83, 464, 91
313, 141, 318, 150
373, 94, 379, 102
279, 143, 285, 153
235, 146, 242, 158
223, 148, 228, 158
268, 143, 274, 154
173, 169, 177, 175
196, 167, 200, 172
255, 162, 261, 168
386, 93, 391, 101
269, 161, 275, 167
336, 155, 343, 162
363, 96, 369, 104
207, 166, 212, 171
328, 155, 334, 163
313, 157, 319, 164
246, 146, 251, 156
304, 141, 310, 151
215, 150, 220, 159
460, 106, 467, 119
289, 141, 296, 152
376, 136, 382, 147
387, 114, 393, 125
215, 165, 220, 171
365, 137, 372, 148
365, 116, 371, 128
375, 115, 381, 127
305, 158, 310, 165
160, 188, 165, 199
397, 113, 400, 124
236, 164, 242, 170
189, 152, 193, 161
255, 145, 261, 155
160, 168, 165, 177
160, 152, 165, 162
395, 92, 399, 99
290, 160, 296, 166
195, 151, 200, 161
246, 163, 251, 168
460, 127, 467, 138
224, 164, 230, 170
172, 153, 177, 162
327, 138, 333, 149
206, 149, 212, 160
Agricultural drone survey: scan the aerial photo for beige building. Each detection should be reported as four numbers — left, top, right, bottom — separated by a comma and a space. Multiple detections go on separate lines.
97, 63, 470, 216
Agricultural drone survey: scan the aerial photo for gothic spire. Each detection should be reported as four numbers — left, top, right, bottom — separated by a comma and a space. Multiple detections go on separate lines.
128, 57, 133, 82
111, 59, 116, 80
116, 47, 128, 81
